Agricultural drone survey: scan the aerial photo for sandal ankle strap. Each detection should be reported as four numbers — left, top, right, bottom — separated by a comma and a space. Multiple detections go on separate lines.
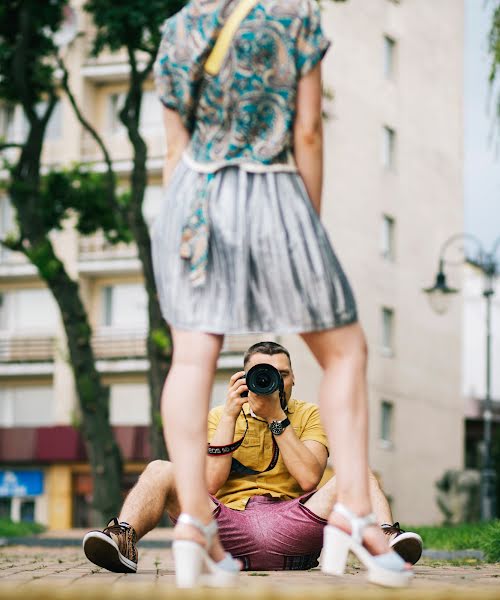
333, 502, 377, 545
177, 513, 218, 545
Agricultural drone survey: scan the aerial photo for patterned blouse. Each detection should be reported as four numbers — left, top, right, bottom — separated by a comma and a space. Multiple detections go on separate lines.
154, 0, 330, 170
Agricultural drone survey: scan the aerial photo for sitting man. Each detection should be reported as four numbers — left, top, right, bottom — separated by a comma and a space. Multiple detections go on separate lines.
83, 341, 422, 573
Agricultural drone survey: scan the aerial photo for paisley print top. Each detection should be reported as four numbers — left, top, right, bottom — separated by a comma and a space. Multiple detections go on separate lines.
154, 0, 330, 169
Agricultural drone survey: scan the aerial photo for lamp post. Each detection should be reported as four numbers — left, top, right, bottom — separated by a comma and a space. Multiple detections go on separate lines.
424, 233, 500, 521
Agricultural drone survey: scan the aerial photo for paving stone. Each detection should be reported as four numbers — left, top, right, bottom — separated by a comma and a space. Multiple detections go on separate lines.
0, 545, 498, 599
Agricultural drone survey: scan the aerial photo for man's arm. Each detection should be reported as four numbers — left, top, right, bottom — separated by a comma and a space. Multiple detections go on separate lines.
250, 396, 328, 492
266, 405, 328, 491
206, 371, 248, 495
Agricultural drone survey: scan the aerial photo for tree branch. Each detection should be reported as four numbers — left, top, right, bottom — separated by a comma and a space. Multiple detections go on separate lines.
57, 56, 117, 204
0, 143, 23, 151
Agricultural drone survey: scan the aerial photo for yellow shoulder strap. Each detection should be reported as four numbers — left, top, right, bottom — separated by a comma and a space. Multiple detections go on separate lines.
204, 0, 259, 76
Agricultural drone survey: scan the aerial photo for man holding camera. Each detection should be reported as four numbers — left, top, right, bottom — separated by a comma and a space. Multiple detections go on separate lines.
83, 341, 422, 573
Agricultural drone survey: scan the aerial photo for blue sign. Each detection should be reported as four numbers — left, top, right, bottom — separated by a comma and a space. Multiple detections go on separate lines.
0, 470, 44, 497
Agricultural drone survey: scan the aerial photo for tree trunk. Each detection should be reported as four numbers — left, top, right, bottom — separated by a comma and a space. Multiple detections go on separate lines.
10, 125, 123, 525
121, 74, 172, 460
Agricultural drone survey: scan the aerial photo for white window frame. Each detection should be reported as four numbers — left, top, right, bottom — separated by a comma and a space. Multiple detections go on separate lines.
381, 214, 396, 261
380, 399, 394, 448
381, 306, 395, 356
382, 126, 396, 170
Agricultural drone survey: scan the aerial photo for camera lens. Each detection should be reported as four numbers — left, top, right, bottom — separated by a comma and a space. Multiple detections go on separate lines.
246, 363, 282, 396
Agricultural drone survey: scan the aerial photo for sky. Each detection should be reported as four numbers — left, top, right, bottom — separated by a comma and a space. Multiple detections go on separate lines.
464, 0, 500, 251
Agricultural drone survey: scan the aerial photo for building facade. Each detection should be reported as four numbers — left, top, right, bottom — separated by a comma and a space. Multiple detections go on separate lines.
0, 0, 464, 528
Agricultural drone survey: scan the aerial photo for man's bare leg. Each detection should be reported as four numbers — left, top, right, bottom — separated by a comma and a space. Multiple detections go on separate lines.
303, 471, 393, 525
118, 460, 216, 540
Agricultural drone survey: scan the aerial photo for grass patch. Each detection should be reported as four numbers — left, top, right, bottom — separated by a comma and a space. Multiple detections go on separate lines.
0, 518, 45, 537
406, 520, 500, 562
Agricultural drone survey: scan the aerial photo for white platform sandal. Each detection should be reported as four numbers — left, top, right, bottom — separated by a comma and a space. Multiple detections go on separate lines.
322, 503, 413, 588
173, 513, 240, 588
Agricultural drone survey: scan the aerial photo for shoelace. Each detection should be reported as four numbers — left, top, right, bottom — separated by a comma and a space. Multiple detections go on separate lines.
381, 522, 405, 537
103, 518, 134, 539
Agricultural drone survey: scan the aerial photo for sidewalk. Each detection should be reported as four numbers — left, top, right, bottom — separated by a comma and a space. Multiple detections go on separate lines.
0, 543, 499, 600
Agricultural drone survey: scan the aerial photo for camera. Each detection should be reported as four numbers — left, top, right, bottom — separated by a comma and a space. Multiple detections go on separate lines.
240, 363, 283, 398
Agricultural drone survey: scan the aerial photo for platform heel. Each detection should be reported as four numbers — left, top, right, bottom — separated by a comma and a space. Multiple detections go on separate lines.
322, 524, 350, 575
321, 503, 413, 588
173, 514, 240, 588
172, 539, 205, 588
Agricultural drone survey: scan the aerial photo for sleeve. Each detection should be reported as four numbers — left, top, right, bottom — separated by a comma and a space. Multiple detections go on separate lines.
298, 405, 329, 451
296, 0, 331, 78
153, 16, 200, 131
207, 407, 222, 444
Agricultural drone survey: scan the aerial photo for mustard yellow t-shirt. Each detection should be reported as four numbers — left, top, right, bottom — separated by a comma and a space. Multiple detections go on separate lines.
207, 398, 328, 510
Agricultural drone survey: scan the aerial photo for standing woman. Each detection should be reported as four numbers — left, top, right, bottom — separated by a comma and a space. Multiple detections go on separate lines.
153, 0, 411, 588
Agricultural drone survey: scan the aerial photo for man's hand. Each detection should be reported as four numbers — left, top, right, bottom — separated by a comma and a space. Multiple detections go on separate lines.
223, 371, 249, 419
247, 389, 286, 423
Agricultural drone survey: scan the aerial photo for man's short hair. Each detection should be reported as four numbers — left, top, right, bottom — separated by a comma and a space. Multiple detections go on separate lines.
243, 341, 292, 369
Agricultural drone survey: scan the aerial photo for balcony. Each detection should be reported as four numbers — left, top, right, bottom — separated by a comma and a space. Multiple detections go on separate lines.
0, 247, 37, 279
78, 232, 141, 275
0, 335, 55, 363
0, 334, 55, 376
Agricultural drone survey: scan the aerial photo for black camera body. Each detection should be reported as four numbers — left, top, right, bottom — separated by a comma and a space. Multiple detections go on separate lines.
240, 363, 286, 408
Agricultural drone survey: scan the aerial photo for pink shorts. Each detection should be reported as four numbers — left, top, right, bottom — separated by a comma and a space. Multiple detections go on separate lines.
212, 492, 326, 571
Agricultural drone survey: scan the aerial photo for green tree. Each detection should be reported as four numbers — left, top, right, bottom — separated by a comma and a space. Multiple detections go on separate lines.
0, 0, 126, 522
81, 0, 187, 460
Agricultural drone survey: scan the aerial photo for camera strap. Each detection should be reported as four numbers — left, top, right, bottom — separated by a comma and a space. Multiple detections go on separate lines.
207, 408, 281, 475
207, 409, 249, 455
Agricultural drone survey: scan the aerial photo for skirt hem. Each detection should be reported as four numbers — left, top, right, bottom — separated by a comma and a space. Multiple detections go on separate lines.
164, 313, 359, 336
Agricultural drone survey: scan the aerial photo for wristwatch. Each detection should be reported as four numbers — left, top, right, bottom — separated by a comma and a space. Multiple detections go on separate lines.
268, 417, 290, 436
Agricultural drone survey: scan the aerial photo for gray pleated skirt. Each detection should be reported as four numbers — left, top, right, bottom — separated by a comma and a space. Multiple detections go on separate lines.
151, 159, 358, 334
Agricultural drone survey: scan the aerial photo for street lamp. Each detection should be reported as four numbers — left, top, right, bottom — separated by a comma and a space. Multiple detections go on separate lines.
424, 232, 500, 521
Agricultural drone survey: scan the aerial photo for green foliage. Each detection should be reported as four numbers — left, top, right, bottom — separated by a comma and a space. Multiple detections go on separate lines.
84, 0, 186, 57
0, 0, 67, 106
40, 167, 131, 243
150, 327, 172, 354
408, 520, 500, 563
0, 519, 45, 538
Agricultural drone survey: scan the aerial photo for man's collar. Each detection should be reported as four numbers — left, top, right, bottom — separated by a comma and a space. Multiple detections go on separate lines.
243, 398, 296, 417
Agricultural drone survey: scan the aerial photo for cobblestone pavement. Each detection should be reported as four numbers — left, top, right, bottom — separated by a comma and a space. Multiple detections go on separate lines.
0, 545, 499, 599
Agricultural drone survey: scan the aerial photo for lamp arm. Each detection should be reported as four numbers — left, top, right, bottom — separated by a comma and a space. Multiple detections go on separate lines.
439, 232, 484, 266
491, 235, 500, 265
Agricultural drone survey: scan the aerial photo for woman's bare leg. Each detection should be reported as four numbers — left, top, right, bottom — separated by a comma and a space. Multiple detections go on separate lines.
161, 327, 226, 561
301, 322, 390, 554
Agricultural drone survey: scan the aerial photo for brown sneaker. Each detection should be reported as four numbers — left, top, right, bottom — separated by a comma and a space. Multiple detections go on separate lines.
382, 522, 423, 565
83, 518, 138, 573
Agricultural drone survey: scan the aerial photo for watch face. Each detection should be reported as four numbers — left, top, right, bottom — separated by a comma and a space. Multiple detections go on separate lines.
269, 421, 283, 435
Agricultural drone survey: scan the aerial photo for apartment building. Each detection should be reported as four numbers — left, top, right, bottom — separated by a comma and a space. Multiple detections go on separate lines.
0, 0, 464, 528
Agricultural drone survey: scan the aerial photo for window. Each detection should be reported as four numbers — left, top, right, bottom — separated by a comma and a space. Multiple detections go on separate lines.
383, 35, 396, 79
100, 283, 147, 329
107, 92, 126, 134
0, 104, 15, 142
0, 386, 54, 427
381, 215, 395, 261
102, 286, 113, 327
380, 400, 394, 445
35, 100, 63, 141
139, 91, 162, 134
110, 383, 150, 425
382, 126, 396, 170
20, 499, 35, 523
0, 289, 58, 333
381, 307, 395, 354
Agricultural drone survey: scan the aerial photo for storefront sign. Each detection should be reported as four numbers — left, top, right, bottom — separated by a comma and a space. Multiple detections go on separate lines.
0, 470, 44, 497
